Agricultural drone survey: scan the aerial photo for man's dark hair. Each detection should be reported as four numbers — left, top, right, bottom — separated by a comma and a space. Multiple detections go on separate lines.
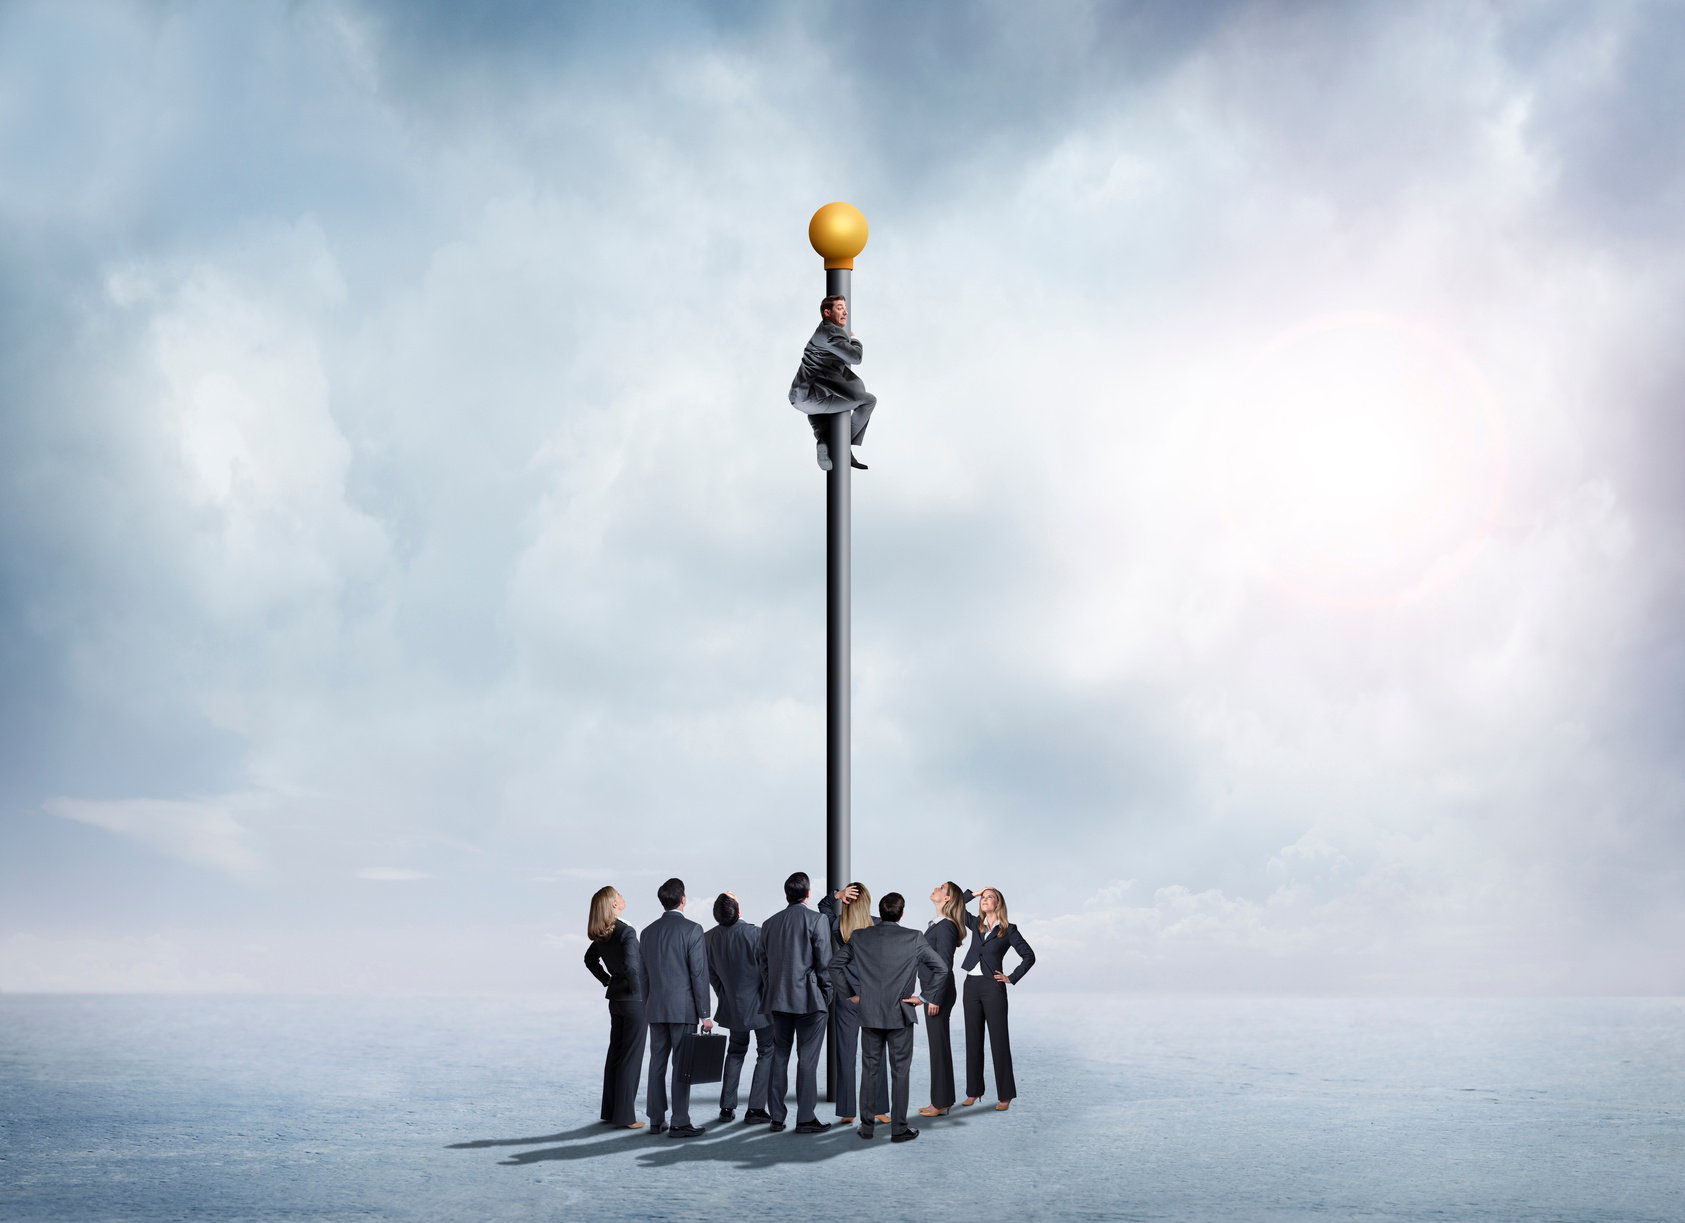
784, 872, 811, 904
879, 892, 905, 923
819, 294, 845, 318
658, 877, 685, 911
713, 892, 740, 926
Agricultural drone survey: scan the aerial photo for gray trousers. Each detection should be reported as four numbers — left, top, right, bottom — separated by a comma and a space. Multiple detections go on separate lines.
832, 995, 889, 1119
768, 1009, 828, 1125
646, 1022, 694, 1128
858, 1024, 915, 1136
721, 1024, 773, 1112
808, 401, 874, 448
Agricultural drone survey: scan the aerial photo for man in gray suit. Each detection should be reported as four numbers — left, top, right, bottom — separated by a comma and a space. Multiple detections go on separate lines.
705, 891, 773, 1123
828, 891, 949, 1143
756, 871, 834, 1133
789, 294, 875, 471
641, 877, 714, 1138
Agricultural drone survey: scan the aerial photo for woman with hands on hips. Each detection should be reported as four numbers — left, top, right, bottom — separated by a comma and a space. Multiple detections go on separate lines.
583, 886, 648, 1130
959, 885, 1035, 1112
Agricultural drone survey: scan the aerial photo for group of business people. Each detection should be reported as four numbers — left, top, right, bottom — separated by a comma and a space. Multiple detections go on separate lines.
583, 871, 1035, 1143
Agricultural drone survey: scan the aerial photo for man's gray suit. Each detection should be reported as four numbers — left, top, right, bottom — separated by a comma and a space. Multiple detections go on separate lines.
706, 919, 772, 1114
757, 901, 834, 1126
828, 921, 949, 1138
641, 908, 712, 1130
789, 322, 875, 448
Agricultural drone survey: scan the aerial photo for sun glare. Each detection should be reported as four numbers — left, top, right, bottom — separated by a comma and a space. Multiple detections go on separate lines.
1217, 313, 1505, 607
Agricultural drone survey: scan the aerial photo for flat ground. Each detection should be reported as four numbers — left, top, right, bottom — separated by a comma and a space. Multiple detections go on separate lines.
1, 994, 1680, 1221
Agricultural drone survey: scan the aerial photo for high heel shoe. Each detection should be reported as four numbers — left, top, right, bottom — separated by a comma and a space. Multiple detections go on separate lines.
995, 1101, 1010, 1111
917, 1106, 950, 1117
960, 1097, 980, 1107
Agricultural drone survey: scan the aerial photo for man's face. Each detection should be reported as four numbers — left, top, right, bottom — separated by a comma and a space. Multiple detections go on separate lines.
824, 299, 847, 327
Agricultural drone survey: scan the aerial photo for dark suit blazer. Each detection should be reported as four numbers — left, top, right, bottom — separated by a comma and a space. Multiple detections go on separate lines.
788, 322, 872, 415
816, 894, 881, 996
583, 919, 646, 1002
640, 909, 710, 1025
960, 912, 1037, 985
705, 918, 769, 1031
757, 901, 833, 1016
829, 922, 949, 1030
923, 915, 966, 978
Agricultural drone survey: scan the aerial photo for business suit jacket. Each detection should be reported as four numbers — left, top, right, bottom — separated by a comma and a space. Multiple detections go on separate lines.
923, 916, 965, 980
641, 909, 711, 1025
757, 901, 833, 1016
960, 914, 1037, 985
830, 921, 950, 1030
583, 919, 646, 1001
706, 918, 769, 1031
788, 323, 876, 416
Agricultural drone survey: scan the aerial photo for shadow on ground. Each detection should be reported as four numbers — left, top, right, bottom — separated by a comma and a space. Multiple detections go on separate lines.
448, 1116, 976, 1170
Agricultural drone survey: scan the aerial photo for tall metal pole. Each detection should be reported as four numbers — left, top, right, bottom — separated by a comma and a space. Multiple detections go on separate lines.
807, 202, 867, 1107
825, 264, 851, 917
824, 269, 851, 1105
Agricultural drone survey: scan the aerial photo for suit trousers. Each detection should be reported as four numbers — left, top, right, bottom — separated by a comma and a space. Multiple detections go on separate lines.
720, 1024, 773, 1112
858, 1024, 915, 1136
963, 974, 1017, 1102
601, 1000, 647, 1126
646, 1021, 696, 1128
767, 1009, 828, 1125
809, 401, 874, 448
831, 995, 890, 1119
926, 976, 958, 1109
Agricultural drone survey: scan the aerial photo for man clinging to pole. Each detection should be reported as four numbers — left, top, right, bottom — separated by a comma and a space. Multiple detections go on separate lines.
789, 294, 875, 471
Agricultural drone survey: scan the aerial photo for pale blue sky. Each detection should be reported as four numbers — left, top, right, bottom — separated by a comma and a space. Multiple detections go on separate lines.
2, 0, 1681, 993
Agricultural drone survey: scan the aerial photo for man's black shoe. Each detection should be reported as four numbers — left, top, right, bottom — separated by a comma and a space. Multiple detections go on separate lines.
767, 1121, 786, 1132
648, 1123, 666, 1134
850, 452, 868, 469
743, 1108, 772, 1124
891, 1127, 919, 1143
668, 1124, 706, 1138
718, 1109, 735, 1122
857, 1125, 874, 1140
794, 1119, 832, 1134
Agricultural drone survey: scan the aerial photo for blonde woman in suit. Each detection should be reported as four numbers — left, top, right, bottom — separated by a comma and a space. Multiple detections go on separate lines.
817, 882, 891, 1125
918, 881, 969, 1116
583, 886, 648, 1129
959, 886, 1035, 1111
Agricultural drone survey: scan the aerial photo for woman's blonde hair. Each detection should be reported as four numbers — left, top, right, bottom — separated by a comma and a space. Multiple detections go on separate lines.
940, 881, 967, 942
980, 886, 1010, 933
839, 883, 873, 942
588, 886, 620, 942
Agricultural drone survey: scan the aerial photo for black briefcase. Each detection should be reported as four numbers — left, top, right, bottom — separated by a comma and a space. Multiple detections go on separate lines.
675, 1026, 727, 1085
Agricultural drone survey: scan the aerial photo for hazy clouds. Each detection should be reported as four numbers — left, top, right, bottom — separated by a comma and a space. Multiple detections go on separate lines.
2, 0, 1682, 994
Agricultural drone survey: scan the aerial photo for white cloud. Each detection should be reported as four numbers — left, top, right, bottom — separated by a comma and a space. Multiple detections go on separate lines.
354, 867, 433, 881
45, 795, 267, 881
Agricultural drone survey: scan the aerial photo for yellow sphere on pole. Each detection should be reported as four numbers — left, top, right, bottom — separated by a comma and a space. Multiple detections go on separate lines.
809, 202, 868, 270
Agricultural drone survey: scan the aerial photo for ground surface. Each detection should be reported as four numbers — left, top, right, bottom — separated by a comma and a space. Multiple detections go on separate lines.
1, 993, 1680, 1221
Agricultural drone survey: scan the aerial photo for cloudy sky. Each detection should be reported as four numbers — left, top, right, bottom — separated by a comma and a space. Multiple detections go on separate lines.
2, 0, 1682, 995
